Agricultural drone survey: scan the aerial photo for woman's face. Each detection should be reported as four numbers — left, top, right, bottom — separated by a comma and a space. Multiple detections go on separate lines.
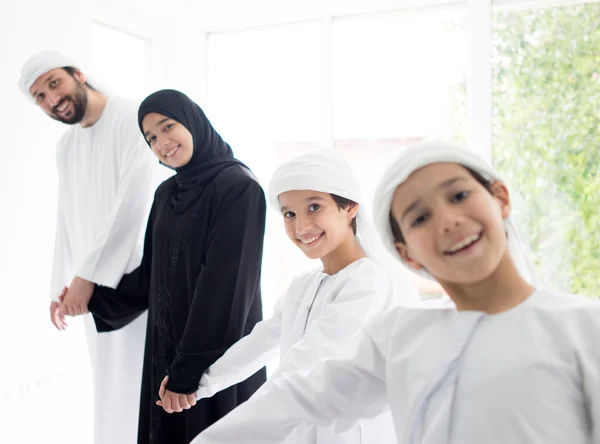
142, 112, 194, 168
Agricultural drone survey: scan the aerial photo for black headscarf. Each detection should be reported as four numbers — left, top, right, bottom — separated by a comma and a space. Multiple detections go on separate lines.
138, 89, 248, 211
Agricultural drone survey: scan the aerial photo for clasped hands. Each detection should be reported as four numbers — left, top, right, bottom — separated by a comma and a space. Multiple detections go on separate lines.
50, 280, 196, 414
156, 376, 197, 414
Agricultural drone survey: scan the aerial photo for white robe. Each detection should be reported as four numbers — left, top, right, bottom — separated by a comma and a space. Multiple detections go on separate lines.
50, 97, 164, 444
192, 289, 600, 444
196, 258, 405, 444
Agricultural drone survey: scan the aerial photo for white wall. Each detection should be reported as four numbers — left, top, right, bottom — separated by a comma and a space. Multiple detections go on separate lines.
1, 3, 94, 443
0, 1, 205, 442
93, 0, 208, 103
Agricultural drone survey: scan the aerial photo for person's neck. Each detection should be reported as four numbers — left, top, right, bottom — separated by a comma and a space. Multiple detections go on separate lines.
320, 234, 366, 276
439, 252, 535, 314
80, 89, 108, 128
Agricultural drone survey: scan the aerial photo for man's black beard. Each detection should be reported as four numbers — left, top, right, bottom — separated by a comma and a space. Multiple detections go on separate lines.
51, 81, 88, 125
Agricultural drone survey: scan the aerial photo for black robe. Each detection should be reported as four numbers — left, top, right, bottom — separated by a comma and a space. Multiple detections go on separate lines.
88, 164, 267, 444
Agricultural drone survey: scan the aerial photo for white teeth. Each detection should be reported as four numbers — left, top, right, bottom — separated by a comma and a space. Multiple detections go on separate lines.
300, 234, 321, 245
57, 100, 68, 112
447, 234, 481, 253
165, 146, 178, 157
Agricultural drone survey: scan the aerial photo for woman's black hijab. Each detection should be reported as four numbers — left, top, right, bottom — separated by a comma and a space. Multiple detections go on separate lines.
138, 89, 248, 211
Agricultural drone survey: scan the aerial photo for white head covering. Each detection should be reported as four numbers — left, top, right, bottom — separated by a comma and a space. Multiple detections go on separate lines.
269, 148, 419, 302
18, 50, 78, 101
372, 141, 539, 285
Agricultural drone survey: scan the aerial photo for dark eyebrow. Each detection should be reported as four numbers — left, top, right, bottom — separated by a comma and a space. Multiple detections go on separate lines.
303, 196, 326, 203
399, 199, 421, 224
31, 75, 57, 98
280, 196, 326, 213
143, 118, 171, 138
399, 176, 469, 222
438, 176, 468, 189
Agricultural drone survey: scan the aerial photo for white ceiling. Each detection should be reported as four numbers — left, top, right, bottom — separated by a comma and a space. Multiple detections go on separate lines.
184, 0, 461, 31
92, 0, 597, 34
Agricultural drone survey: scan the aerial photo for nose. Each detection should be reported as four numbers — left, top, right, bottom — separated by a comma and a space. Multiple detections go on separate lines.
47, 90, 61, 108
439, 206, 463, 234
294, 214, 314, 235
156, 135, 170, 153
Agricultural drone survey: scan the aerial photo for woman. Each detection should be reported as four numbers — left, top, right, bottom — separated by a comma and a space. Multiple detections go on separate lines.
85, 89, 267, 444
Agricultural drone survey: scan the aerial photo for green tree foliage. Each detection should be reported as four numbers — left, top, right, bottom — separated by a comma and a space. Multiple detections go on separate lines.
492, 2, 600, 296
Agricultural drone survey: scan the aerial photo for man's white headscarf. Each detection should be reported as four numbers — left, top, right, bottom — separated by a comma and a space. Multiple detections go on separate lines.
268, 148, 419, 303
372, 141, 539, 285
18, 50, 78, 101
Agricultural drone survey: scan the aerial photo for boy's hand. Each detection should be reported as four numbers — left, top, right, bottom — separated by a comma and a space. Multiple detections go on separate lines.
156, 375, 197, 413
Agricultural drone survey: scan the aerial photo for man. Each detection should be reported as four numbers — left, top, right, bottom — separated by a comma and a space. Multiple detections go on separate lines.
18, 50, 164, 444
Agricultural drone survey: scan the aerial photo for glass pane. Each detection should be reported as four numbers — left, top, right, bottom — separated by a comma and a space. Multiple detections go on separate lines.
492, 1, 600, 296
89, 22, 152, 101
332, 6, 468, 297
207, 22, 323, 314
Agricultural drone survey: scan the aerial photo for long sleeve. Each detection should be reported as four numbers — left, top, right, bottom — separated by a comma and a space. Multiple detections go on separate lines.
195, 296, 283, 400
76, 138, 157, 287
166, 179, 267, 394
273, 268, 396, 380
87, 199, 156, 332
190, 315, 390, 444
49, 184, 73, 301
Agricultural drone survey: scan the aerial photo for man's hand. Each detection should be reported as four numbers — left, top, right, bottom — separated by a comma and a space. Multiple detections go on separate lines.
156, 376, 197, 413
50, 286, 68, 330
59, 277, 94, 317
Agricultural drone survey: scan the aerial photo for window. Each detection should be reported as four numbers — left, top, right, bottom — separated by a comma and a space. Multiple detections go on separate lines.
207, 22, 324, 311
332, 6, 468, 297
492, 1, 600, 296
89, 22, 152, 100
